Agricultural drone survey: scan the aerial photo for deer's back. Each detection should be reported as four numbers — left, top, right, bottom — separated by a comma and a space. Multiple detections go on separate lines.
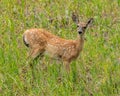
23, 28, 55, 48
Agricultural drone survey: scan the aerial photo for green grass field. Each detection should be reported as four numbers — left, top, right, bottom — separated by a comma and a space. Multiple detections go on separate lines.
0, 0, 120, 96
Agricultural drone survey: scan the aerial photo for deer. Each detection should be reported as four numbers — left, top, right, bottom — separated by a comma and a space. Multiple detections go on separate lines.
23, 15, 93, 77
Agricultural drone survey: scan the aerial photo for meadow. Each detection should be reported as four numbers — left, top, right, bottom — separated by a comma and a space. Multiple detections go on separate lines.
0, 0, 120, 96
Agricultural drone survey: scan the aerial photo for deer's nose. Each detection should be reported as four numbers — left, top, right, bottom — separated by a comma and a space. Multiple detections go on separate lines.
78, 31, 82, 34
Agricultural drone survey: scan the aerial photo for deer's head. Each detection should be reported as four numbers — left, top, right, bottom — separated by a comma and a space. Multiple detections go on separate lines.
72, 13, 93, 35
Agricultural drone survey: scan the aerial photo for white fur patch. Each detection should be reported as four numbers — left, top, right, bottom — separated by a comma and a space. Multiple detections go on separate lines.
24, 36, 28, 44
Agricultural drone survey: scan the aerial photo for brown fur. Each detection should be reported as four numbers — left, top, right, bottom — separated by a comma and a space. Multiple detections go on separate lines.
23, 18, 93, 72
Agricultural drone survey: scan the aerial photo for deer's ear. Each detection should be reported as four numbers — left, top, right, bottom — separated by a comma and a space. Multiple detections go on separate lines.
86, 18, 93, 27
72, 12, 79, 24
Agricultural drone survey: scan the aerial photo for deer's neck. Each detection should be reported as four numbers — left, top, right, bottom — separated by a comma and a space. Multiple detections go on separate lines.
76, 35, 84, 51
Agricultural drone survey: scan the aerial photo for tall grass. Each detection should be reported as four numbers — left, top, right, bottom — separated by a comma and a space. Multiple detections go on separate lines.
0, 0, 120, 95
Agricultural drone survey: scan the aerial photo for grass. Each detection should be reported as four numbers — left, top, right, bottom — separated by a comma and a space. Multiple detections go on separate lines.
0, 0, 120, 95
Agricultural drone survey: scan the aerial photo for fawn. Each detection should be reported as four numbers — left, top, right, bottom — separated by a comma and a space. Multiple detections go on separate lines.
23, 17, 93, 74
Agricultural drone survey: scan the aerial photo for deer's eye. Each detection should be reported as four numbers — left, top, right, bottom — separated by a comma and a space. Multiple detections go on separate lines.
77, 25, 79, 27
83, 27, 86, 29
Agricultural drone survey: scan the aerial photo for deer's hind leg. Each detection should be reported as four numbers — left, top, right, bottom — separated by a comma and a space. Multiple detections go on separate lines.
28, 45, 45, 80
